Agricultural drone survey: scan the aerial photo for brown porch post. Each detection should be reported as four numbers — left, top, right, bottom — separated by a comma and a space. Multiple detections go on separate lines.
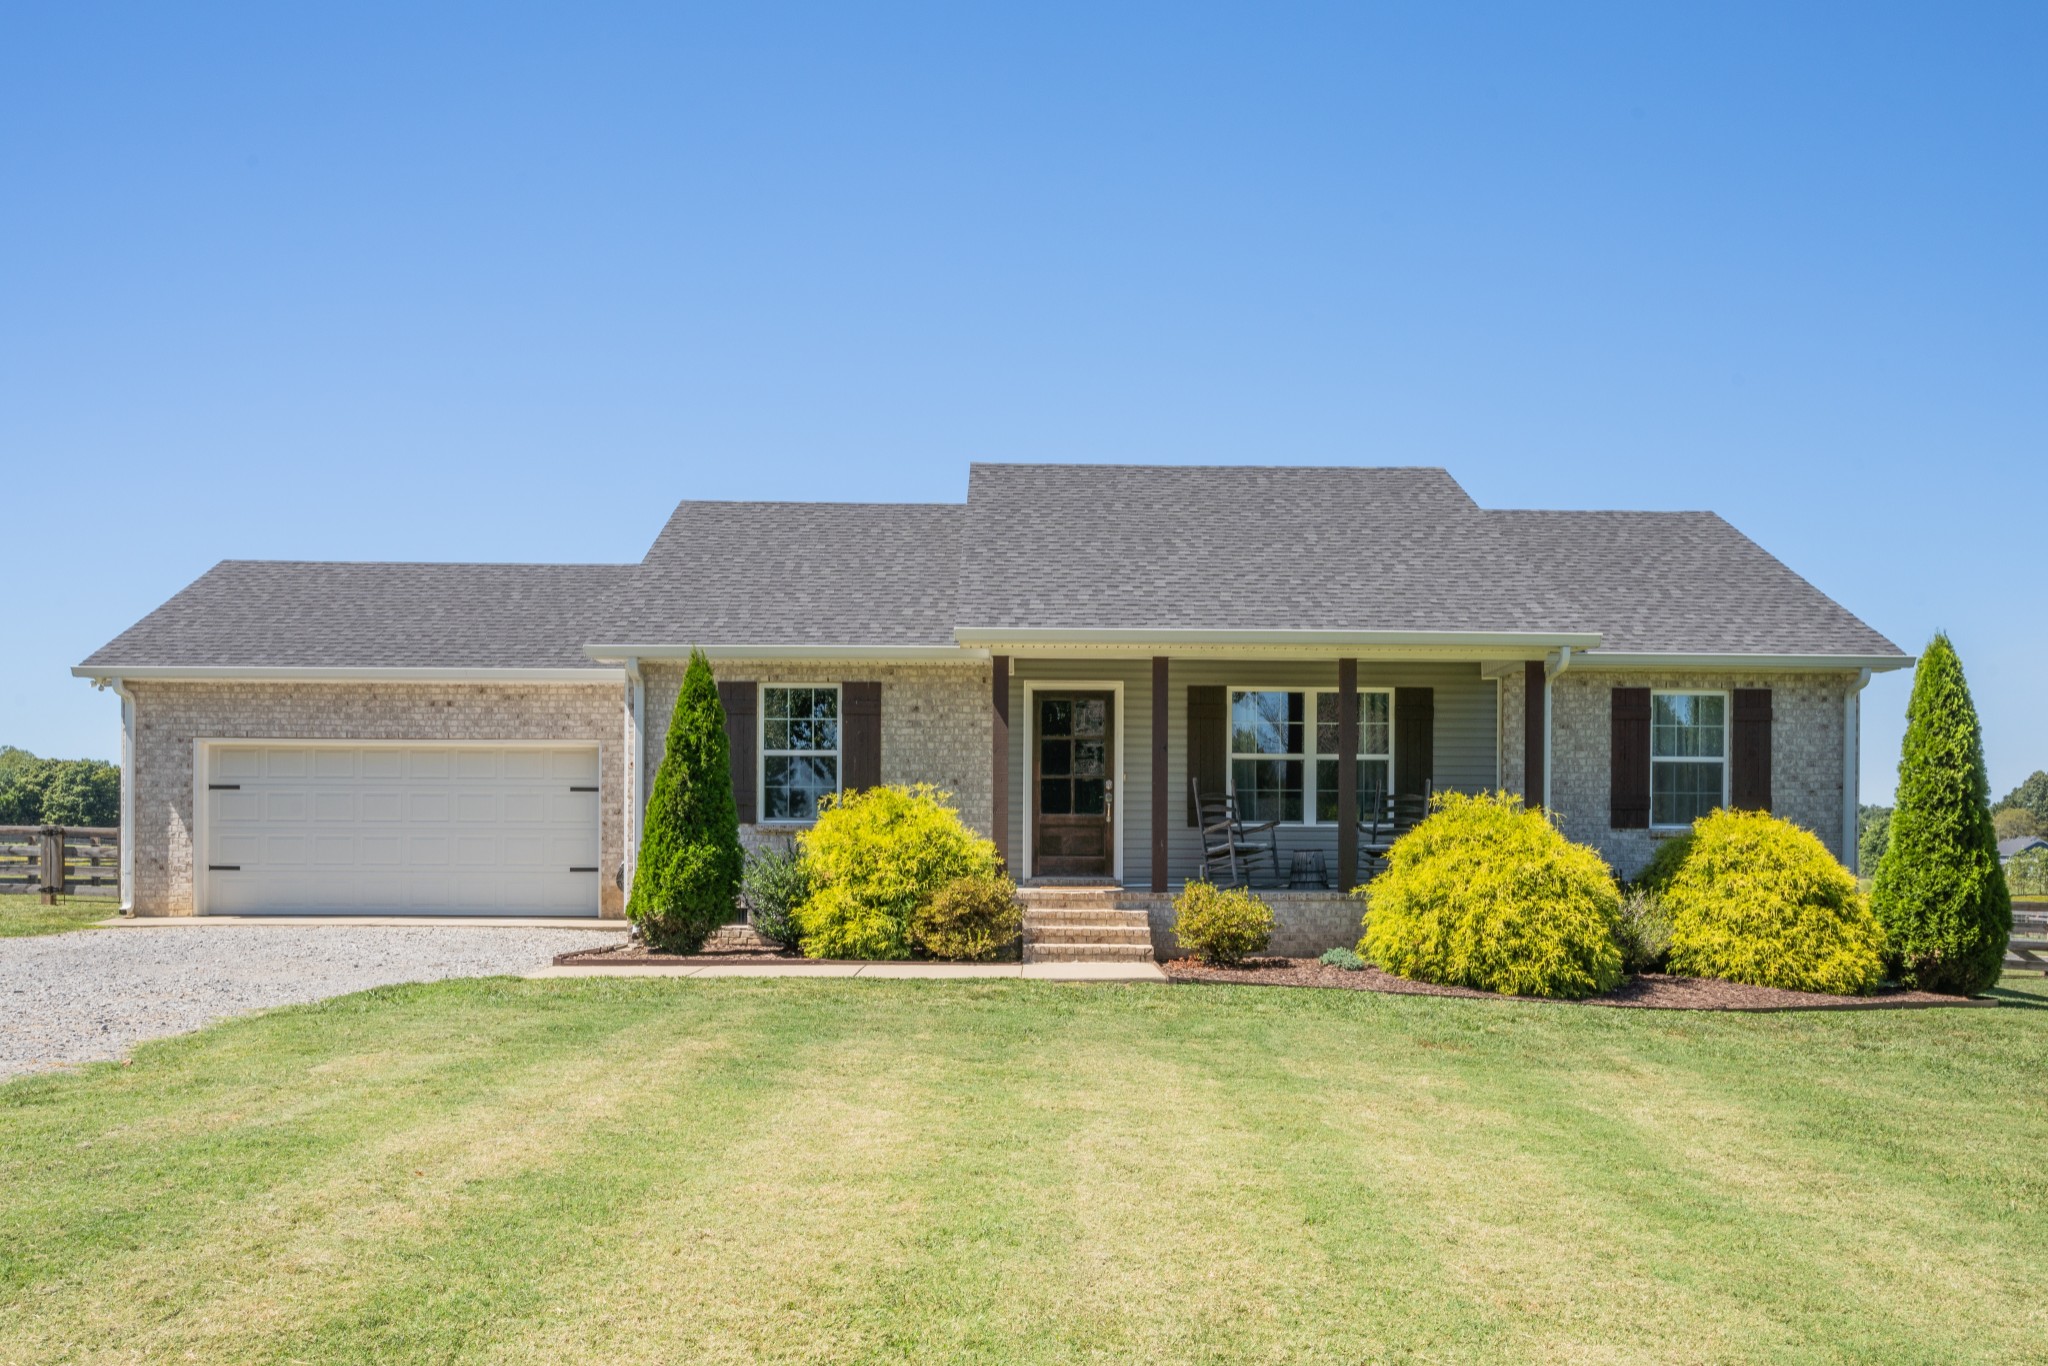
1524, 659, 1545, 809
1151, 656, 1169, 892
1337, 658, 1359, 891
991, 655, 1011, 870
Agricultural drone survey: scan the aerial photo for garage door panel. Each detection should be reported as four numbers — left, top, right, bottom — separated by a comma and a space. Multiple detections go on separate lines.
203, 744, 601, 916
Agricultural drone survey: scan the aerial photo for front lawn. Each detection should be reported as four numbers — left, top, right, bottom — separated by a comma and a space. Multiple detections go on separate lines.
4, 978, 2047, 1363
0, 893, 110, 938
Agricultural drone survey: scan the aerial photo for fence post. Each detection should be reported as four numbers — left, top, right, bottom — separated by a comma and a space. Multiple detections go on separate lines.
39, 826, 64, 904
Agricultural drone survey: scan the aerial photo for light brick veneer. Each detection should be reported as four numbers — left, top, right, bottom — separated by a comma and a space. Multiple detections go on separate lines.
1497, 669, 1856, 878
127, 680, 629, 917
639, 661, 994, 842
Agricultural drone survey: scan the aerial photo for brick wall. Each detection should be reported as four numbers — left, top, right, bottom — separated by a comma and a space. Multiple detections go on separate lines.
639, 661, 993, 843
1498, 669, 1855, 878
127, 680, 629, 917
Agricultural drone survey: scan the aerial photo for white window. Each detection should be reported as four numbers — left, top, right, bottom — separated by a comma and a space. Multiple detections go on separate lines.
761, 685, 840, 822
1228, 688, 1394, 825
1651, 691, 1727, 828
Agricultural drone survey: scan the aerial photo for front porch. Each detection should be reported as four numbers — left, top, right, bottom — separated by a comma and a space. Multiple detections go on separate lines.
1017, 882, 1369, 963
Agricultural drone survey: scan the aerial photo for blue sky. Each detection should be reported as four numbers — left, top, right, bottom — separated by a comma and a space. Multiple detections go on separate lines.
3, 3, 2041, 802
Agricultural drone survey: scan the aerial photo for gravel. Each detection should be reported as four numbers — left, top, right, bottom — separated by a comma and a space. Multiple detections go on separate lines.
0, 924, 626, 1080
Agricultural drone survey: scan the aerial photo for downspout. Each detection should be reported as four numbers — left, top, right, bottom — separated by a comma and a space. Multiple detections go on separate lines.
623, 657, 646, 885
96, 677, 136, 914
1844, 668, 1872, 873
1542, 646, 1572, 812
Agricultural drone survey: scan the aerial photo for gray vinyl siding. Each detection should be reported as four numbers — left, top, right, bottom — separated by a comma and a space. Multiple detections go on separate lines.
1011, 657, 1498, 888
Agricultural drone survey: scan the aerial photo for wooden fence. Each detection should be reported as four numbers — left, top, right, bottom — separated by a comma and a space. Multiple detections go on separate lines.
0, 826, 121, 902
2011, 899, 2048, 975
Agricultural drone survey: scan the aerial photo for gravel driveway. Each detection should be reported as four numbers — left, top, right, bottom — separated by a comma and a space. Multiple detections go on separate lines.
0, 924, 626, 1081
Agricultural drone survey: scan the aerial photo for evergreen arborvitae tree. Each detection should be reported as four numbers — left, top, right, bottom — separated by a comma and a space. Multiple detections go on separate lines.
629, 649, 743, 952
1869, 633, 2010, 994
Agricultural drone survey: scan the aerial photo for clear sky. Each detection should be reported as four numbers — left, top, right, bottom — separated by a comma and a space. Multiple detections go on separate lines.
3, 4, 2041, 803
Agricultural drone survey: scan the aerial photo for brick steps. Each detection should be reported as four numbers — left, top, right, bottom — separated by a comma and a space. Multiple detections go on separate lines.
1018, 889, 1155, 964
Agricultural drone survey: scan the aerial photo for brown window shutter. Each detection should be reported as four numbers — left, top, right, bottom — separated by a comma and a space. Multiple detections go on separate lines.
717, 680, 757, 824
1186, 685, 1226, 825
1610, 687, 1650, 829
841, 681, 882, 792
1731, 688, 1772, 811
1394, 687, 1434, 797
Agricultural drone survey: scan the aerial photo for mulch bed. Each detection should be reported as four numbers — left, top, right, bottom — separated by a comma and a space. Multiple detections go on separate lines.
1163, 958, 1994, 1011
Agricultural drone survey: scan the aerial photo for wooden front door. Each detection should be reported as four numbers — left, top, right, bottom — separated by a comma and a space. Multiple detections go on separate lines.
1033, 692, 1114, 879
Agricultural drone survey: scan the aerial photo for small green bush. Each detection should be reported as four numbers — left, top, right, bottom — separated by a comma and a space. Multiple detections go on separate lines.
1360, 791, 1623, 999
1615, 890, 1673, 974
1633, 834, 1695, 895
1171, 882, 1273, 966
912, 874, 1023, 961
1664, 809, 1884, 995
1318, 946, 1366, 971
794, 784, 1001, 960
740, 844, 811, 949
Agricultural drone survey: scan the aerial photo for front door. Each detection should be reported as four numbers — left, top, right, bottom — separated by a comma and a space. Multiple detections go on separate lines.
1033, 692, 1114, 879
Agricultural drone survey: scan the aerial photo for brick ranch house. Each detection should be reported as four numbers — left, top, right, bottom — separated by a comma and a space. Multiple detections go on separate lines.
75, 464, 1908, 956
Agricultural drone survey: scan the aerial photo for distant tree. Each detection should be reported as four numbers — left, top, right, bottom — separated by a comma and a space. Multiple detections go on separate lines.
1869, 634, 2010, 994
627, 649, 744, 952
0, 757, 121, 827
0, 746, 35, 780
1993, 770, 2048, 826
1857, 805, 1892, 874
2010, 848, 2048, 897
1994, 807, 2044, 841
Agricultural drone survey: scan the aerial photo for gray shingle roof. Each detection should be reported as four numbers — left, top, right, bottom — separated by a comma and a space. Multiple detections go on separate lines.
599, 501, 961, 647
956, 464, 1583, 634
2000, 836, 2048, 860
1490, 510, 1904, 657
79, 465, 1905, 670
79, 561, 631, 670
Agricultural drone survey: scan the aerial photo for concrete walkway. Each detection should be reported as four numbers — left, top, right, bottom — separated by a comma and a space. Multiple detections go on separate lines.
530, 960, 1166, 981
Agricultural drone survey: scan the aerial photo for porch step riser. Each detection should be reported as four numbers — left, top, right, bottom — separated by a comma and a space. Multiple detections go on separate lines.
1022, 927, 1153, 947
1022, 907, 1153, 928
1016, 894, 1134, 910
1023, 943, 1157, 964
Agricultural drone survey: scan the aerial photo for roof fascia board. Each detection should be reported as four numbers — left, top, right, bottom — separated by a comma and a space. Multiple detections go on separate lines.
583, 644, 986, 663
952, 627, 1602, 653
71, 665, 624, 684
1570, 652, 1913, 673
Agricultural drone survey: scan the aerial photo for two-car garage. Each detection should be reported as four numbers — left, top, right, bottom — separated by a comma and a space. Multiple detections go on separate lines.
199, 743, 604, 917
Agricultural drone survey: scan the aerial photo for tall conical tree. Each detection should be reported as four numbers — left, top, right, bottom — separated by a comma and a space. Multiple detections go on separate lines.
1869, 633, 2010, 994
629, 649, 744, 952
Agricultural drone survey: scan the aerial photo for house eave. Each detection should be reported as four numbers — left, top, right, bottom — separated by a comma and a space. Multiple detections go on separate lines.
583, 643, 987, 663
950, 628, 1603, 659
71, 665, 625, 684
1566, 651, 1914, 673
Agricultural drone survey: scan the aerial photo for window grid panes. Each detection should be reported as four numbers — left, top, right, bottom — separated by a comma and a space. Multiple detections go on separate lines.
1229, 688, 1394, 825
1650, 692, 1725, 827
762, 686, 840, 822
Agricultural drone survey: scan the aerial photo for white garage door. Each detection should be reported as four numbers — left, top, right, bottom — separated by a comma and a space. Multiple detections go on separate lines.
202, 744, 602, 916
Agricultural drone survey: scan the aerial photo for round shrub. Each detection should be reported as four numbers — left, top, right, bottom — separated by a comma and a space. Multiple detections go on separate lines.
1663, 809, 1884, 995
1171, 882, 1273, 966
740, 844, 811, 950
912, 874, 1022, 961
1633, 833, 1695, 895
794, 784, 1001, 959
1360, 791, 1623, 999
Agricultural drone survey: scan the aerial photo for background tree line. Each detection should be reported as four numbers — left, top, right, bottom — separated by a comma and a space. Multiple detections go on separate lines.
0, 747, 120, 827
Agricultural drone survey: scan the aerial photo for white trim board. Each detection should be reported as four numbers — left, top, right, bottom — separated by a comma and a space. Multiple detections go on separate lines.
1018, 679, 1127, 885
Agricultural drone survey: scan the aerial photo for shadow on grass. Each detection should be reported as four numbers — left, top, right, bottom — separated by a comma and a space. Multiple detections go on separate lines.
1984, 975, 2048, 1009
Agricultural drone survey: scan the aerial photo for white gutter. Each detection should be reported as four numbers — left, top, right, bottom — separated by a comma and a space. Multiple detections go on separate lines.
71, 665, 623, 684
96, 677, 136, 913
951, 627, 1604, 651
584, 644, 982, 663
1565, 652, 1912, 673
623, 656, 646, 884
1543, 646, 1573, 811
1844, 667, 1872, 873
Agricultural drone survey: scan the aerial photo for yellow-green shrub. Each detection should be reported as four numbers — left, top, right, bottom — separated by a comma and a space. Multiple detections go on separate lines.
1171, 882, 1273, 966
794, 784, 1001, 959
1360, 791, 1623, 999
912, 874, 1022, 961
1664, 809, 1884, 994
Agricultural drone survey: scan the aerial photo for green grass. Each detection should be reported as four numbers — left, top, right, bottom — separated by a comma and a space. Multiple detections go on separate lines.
0, 893, 112, 937
3, 977, 2047, 1364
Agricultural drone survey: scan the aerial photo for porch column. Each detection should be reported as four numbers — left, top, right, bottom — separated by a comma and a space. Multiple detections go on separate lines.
1151, 656, 1169, 892
991, 655, 1010, 869
1524, 660, 1545, 808
1337, 658, 1359, 891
